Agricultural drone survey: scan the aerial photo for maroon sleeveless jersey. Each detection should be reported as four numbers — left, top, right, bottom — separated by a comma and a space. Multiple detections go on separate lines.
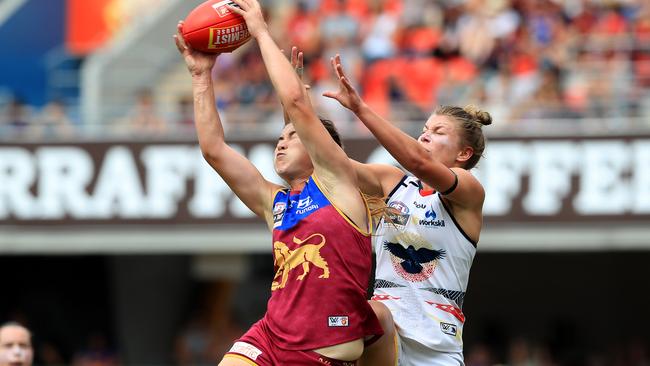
265, 176, 382, 350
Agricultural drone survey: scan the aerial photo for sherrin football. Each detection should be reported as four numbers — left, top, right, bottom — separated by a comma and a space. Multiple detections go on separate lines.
182, 0, 251, 53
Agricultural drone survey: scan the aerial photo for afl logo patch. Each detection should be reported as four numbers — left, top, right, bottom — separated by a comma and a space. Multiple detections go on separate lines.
388, 201, 409, 214
385, 201, 410, 227
273, 202, 286, 228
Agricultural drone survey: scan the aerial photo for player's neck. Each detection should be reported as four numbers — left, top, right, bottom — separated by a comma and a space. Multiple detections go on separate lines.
288, 176, 309, 192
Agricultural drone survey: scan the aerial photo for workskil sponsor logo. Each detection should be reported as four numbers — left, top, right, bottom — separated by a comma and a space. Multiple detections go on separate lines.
419, 208, 445, 227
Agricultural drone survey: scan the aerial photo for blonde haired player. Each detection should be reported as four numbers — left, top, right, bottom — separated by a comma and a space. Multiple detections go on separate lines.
323, 55, 491, 365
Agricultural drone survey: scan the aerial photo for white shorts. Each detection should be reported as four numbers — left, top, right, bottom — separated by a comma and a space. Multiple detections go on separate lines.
396, 333, 464, 366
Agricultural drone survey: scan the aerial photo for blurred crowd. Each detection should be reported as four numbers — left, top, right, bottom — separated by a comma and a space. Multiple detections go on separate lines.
242, 0, 650, 130
172, 316, 650, 366
1, 0, 650, 138
8, 313, 648, 366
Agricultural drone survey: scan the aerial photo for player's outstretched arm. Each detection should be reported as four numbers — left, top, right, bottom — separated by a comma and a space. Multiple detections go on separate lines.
229, 1, 370, 228
324, 55, 482, 209
283, 46, 403, 197
228, 2, 353, 183
281, 47, 312, 125
174, 22, 279, 221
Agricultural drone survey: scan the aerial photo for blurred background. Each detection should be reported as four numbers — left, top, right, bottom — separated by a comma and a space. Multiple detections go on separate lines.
1, 0, 649, 365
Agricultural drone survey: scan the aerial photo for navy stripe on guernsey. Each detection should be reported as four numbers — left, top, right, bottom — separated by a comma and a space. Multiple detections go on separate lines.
438, 192, 477, 247
385, 175, 409, 202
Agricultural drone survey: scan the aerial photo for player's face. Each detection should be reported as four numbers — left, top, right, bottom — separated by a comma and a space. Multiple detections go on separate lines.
417, 115, 463, 167
0, 326, 33, 366
274, 124, 313, 179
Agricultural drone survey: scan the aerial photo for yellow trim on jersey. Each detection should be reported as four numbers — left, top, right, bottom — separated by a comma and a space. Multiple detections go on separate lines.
311, 174, 371, 236
223, 353, 260, 366
393, 332, 399, 366
272, 186, 288, 198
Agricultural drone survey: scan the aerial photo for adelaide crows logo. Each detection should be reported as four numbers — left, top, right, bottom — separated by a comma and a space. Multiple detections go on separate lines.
383, 232, 445, 282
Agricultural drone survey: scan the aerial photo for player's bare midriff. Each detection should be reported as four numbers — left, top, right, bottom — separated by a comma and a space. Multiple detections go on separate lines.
314, 338, 364, 361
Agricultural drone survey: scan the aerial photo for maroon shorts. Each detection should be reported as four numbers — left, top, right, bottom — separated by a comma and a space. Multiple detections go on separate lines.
224, 318, 357, 366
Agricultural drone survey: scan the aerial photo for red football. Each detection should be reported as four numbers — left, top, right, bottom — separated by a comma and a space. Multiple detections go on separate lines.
182, 0, 251, 53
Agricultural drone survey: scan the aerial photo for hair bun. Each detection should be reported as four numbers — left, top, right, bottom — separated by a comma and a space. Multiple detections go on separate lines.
464, 105, 492, 126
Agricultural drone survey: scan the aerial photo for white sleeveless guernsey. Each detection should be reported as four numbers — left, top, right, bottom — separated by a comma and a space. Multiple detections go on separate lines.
373, 175, 477, 354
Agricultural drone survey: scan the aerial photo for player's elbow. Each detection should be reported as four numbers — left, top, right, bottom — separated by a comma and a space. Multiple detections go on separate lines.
283, 87, 309, 112
200, 142, 225, 166
284, 97, 312, 123
201, 151, 228, 174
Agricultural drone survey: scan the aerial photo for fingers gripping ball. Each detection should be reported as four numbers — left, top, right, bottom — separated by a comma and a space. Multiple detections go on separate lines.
182, 0, 251, 53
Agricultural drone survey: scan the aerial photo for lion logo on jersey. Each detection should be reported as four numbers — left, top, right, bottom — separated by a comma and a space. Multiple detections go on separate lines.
272, 233, 330, 291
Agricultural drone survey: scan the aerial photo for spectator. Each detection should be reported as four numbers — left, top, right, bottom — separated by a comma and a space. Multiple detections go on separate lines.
1, 98, 31, 137
174, 94, 195, 132
505, 337, 558, 366
456, 2, 497, 65
465, 343, 495, 366
71, 332, 119, 366
510, 66, 578, 120
38, 342, 65, 366
0, 322, 33, 366
174, 313, 216, 366
14, 0, 650, 132
129, 89, 167, 135
34, 99, 76, 139
284, 0, 321, 59
319, 0, 361, 45
360, 0, 399, 63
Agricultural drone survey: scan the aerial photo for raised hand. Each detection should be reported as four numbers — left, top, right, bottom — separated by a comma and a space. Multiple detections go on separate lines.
282, 46, 311, 124
322, 54, 362, 113
290, 46, 311, 89
173, 21, 217, 77
290, 46, 304, 77
228, 0, 268, 39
